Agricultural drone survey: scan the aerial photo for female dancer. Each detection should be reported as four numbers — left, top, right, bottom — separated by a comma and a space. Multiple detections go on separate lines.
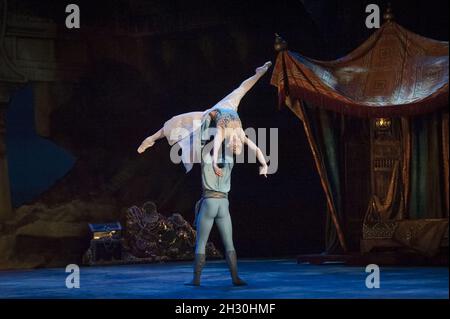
138, 61, 271, 286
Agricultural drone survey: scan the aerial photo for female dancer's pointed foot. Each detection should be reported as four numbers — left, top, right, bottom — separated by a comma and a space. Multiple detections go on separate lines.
255, 61, 272, 73
137, 138, 155, 153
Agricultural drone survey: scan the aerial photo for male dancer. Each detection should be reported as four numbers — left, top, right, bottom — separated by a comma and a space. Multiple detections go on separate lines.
138, 61, 271, 286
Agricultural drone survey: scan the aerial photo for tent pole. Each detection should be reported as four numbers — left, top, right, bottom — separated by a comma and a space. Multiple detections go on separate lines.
401, 117, 411, 218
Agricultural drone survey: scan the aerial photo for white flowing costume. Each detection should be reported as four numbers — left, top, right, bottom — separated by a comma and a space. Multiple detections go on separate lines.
161, 63, 271, 172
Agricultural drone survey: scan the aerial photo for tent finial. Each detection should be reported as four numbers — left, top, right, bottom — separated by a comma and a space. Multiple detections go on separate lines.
383, 3, 395, 22
274, 33, 288, 52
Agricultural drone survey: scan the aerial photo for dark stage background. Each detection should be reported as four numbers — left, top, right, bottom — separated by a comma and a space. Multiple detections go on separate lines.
5, 0, 449, 260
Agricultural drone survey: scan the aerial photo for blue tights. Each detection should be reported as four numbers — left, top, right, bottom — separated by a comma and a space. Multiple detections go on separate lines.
195, 198, 235, 254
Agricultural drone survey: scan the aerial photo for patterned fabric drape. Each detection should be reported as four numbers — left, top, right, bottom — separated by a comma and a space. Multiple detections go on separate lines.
271, 22, 448, 118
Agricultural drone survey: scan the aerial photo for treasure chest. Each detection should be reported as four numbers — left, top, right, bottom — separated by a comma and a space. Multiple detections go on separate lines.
88, 222, 122, 262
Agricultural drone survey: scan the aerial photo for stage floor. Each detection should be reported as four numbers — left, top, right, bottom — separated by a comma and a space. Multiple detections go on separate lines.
0, 259, 448, 299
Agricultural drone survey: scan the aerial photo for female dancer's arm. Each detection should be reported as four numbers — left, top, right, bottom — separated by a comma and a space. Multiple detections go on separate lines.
212, 126, 225, 177
241, 133, 268, 177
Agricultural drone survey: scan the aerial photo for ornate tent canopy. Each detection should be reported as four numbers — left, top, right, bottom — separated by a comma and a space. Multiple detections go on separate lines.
271, 20, 449, 253
271, 21, 449, 117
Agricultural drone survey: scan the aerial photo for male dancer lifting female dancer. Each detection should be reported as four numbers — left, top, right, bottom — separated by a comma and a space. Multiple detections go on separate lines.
137, 61, 272, 286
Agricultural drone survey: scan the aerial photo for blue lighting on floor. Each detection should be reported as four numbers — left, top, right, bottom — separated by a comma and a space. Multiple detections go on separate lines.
0, 259, 447, 299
